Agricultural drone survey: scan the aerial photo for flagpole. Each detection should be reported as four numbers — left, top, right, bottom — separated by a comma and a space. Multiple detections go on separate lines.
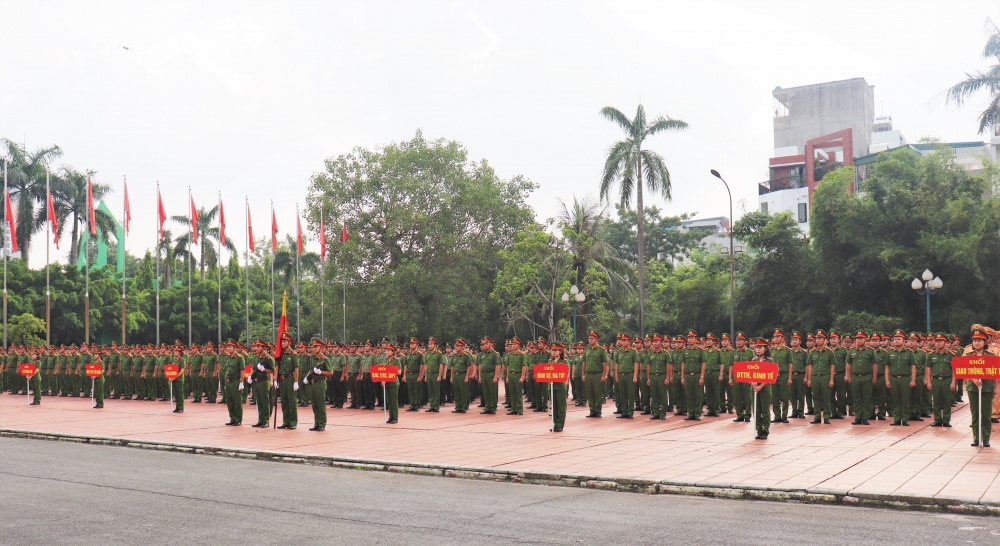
218, 191, 222, 348
188, 186, 192, 347
156, 182, 160, 346
320, 207, 324, 341
3, 159, 7, 349
245, 196, 249, 345
45, 167, 50, 347
270, 200, 275, 344
295, 203, 300, 344
121, 176, 127, 345
84, 175, 90, 346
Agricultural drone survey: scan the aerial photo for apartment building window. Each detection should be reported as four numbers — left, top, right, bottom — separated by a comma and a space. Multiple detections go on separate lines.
761, 202, 768, 213
797, 203, 808, 223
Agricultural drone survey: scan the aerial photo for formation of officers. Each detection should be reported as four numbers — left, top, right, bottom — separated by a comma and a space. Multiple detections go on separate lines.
3, 326, 995, 445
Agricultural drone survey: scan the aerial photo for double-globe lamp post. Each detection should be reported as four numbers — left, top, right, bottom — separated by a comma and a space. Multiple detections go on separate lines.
710, 169, 735, 341
911, 269, 943, 333
561, 285, 586, 343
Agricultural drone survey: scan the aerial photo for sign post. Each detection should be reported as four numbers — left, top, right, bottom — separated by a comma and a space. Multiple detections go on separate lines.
85, 364, 103, 408
952, 356, 1000, 446
732, 361, 778, 438
371, 364, 399, 423
163, 364, 180, 412
18, 363, 36, 405
534, 363, 569, 432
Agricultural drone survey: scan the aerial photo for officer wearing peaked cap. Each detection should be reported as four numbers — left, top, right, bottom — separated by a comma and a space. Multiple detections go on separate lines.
885, 329, 916, 427
965, 328, 995, 446
583, 331, 609, 417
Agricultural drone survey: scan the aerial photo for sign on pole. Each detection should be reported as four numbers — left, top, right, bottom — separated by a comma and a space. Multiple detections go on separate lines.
534, 364, 569, 431
732, 362, 779, 384
17, 363, 36, 377
952, 356, 1000, 446
84, 363, 103, 378
163, 364, 180, 412
370, 365, 399, 423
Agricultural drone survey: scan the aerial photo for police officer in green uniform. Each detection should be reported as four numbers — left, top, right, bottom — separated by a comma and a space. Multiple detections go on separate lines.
926, 333, 954, 428
828, 331, 849, 418
885, 329, 916, 427
966, 328, 994, 446
844, 331, 876, 425
681, 330, 707, 420
402, 338, 423, 412
719, 333, 734, 414
583, 331, 608, 418
871, 333, 889, 420
611, 334, 638, 419
217, 340, 244, 425
728, 332, 754, 422
533, 338, 551, 411
476, 337, 501, 414
450, 340, 472, 413
423, 338, 444, 412
669, 336, 686, 415
249, 340, 274, 428
382, 344, 400, 424
647, 334, 671, 420
906, 333, 926, 422
549, 342, 569, 432
505, 338, 526, 415
169, 345, 185, 413
750, 338, 773, 440
702, 333, 723, 417
273, 334, 298, 428
636, 337, 650, 414
770, 330, 793, 423
302, 339, 331, 431
807, 330, 835, 424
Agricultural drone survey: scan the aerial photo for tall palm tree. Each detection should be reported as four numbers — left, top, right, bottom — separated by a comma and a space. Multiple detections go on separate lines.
947, 19, 1000, 134
600, 104, 687, 335
171, 204, 235, 281
57, 168, 116, 264
272, 234, 319, 293
557, 197, 633, 302
1, 138, 62, 262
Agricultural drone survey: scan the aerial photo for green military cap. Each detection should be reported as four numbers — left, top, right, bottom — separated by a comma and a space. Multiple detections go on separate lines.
454, 338, 467, 347
735, 331, 747, 340
828, 330, 840, 338
814, 329, 827, 338
705, 332, 717, 341
855, 330, 868, 339
891, 329, 906, 339
686, 330, 698, 338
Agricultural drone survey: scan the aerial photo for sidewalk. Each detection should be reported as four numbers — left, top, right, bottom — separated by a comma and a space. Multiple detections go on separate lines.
3, 392, 1000, 511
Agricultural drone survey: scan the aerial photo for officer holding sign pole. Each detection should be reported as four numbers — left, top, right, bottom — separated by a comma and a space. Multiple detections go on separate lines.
964, 328, 995, 447
382, 344, 400, 424
751, 338, 773, 440
550, 343, 569, 432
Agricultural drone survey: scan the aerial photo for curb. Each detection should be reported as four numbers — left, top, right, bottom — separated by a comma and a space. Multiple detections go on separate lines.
3, 428, 998, 516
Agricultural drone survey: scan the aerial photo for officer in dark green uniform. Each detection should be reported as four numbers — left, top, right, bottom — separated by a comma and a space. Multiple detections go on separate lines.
610, 334, 638, 419
885, 329, 916, 427
751, 338, 773, 440
476, 337, 501, 414
828, 331, 848, 419
807, 330, 835, 424
669, 336, 686, 415
871, 333, 889, 420
719, 333, 734, 414
927, 333, 954, 428
402, 338, 423, 412
729, 332, 755, 422
504, 338, 525, 415
275, 333, 299, 429
249, 340, 274, 428
702, 333, 723, 417
846, 331, 876, 425
450, 340, 472, 413
423, 338, 444, 412
383, 344, 400, 424
636, 337, 650, 414
647, 334, 671, 420
217, 340, 245, 425
303, 339, 331, 431
549, 342, 569, 431
168, 345, 185, 413
770, 330, 793, 423
681, 330, 706, 420
966, 328, 994, 446
582, 331, 608, 418
906, 333, 926, 422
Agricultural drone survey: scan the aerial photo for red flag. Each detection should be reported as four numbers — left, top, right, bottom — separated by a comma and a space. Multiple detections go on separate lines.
5, 190, 17, 253
47, 189, 59, 250
296, 214, 303, 256
247, 206, 255, 253
271, 210, 278, 253
274, 291, 289, 358
319, 215, 326, 260
124, 181, 131, 235
157, 190, 166, 240
190, 195, 199, 245
340, 220, 348, 243
87, 176, 96, 236
219, 199, 226, 247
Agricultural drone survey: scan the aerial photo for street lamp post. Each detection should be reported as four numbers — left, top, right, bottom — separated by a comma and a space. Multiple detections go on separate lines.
561, 285, 586, 343
911, 269, 943, 333
710, 169, 735, 341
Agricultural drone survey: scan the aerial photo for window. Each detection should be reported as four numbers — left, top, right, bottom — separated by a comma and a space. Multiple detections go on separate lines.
760, 202, 768, 213
797, 203, 808, 223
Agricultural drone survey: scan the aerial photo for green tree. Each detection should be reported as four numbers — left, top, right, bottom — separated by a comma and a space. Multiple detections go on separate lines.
9, 312, 44, 346
1, 139, 63, 262
600, 104, 687, 335
947, 18, 1000, 134
558, 197, 632, 302
57, 168, 116, 265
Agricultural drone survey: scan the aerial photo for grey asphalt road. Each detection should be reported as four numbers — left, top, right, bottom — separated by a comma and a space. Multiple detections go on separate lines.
1, 437, 999, 545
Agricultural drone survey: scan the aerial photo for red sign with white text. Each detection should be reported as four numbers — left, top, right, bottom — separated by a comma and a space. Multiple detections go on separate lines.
534, 363, 569, 383
732, 361, 779, 384
163, 364, 180, 380
17, 363, 36, 377
371, 364, 399, 382
244, 365, 252, 376
84, 364, 103, 378
951, 356, 1000, 380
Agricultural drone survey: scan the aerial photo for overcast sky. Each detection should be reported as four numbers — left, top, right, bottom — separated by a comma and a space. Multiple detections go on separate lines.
2, 0, 998, 268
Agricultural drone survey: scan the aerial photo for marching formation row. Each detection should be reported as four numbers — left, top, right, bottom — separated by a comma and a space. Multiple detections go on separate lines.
4, 327, 995, 443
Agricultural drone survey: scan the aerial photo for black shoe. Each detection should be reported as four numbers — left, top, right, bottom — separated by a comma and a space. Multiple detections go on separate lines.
727, 408, 734, 414
931, 422, 942, 427
693, 416, 701, 421
251, 423, 265, 428
890, 422, 900, 426
810, 420, 821, 424
613, 411, 621, 415
387, 419, 398, 424
617, 415, 628, 419
754, 434, 763, 440
553, 427, 563, 432
985, 441, 991, 448
781, 418, 789, 423
824, 419, 830, 424
172, 409, 183, 413
677, 411, 688, 416
944, 423, 952, 427
760, 433, 768, 440
849, 411, 854, 416
972, 440, 980, 447
877, 416, 886, 420
707, 412, 719, 417
921, 413, 931, 418
650, 416, 660, 420
902, 422, 909, 426
277, 425, 289, 429
193, 399, 201, 403
862, 420, 869, 425
831, 415, 844, 420
771, 418, 781, 423
642, 410, 652, 415
911, 417, 924, 422
992, 418, 999, 424
225, 422, 236, 426
806, 410, 814, 415
734, 418, 744, 422
851, 420, 861, 425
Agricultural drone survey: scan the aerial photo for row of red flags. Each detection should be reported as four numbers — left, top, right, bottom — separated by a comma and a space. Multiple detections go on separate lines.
3, 180, 348, 258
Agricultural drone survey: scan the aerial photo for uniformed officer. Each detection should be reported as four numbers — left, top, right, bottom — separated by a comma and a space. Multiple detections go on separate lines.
885, 329, 916, 427
871, 333, 889, 420
770, 330, 793, 423
401, 338, 423, 412
965, 328, 995, 446
669, 336, 686, 415
169, 345, 185, 413
807, 330, 835, 424
302, 340, 331, 431
702, 333, 723, 417
275, 333, 299, 429
249, 340, 275, 428
422, 338, 444, 412
647, 334, 671, 420
926, 333, 954, 428
828, 331, 848, 419
681, 330, 706, 420
804, 334, 816, 414
846, 331, 876, 425
728, 332, 754, 422
611, 334, 638, 419
382, 344, 400, 424
476, 337, 501, 415
450, 339, 472, 413
719, 333, 734, 414
751, 338, 773, 440
583, 331, 609, 418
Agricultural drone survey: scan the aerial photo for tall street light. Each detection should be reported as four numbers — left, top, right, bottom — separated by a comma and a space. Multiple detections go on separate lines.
911, 269, 943, 333
710, 169, 735, 341
561, 285, 586, 343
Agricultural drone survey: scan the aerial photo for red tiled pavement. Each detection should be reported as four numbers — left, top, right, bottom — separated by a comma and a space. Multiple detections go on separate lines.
2, 391, 999, 503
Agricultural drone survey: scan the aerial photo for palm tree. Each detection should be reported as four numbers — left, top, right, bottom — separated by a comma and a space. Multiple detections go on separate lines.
171, 204, 235, 281
599, 104, 687, 335
947, 19, 1000, 134
1, 139, 62, 262
272, 234, 319, 293
557, 196, 633, 302
57, 168, 116, 264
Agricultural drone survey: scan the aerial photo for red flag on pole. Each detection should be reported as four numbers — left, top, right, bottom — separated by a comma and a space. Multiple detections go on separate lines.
190, 195, 199, 245
47, 189, 59, 250
271, 210, 278, 253
157, 190, 166, 241
340, 220, 348, 243
87, 176, 96, 236
319, 214, 326, 260
124, 181, 131, 235
274, 291, 289, 359
5, 190, 17, 253
247, 206, 255, 253
296, 214, 303, 256
219, 199, 226, 247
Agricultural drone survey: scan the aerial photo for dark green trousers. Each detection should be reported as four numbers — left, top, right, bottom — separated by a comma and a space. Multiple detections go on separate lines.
832, 374, 847, 417
584, 372, 603, 416
225, 380, 243, 424
252, 380, 271, 425
684, 374, 702, 417
384, 381, 398, 422
669, 373, 685, 412
616, 372, 634, 417
703, 370, 720, 414
889, 376, 911, 425
406, 371, 420, 410
310, 380, 327, 428
638, 370, 650, 412
969, 386, 992, 443
733, 382, 752, 420
931, 378, 953, 424
849, 375, 871, 421
552, 382, 567, 429
811, 375, 832, 420
481, 372, 497, 412
170, 377, 183, 411
427, 377, 441, 410
874, 378, 888, 418
453, 372, 469, 411
755, 385, 771, 436
278, 377, 297, 426
772, 373, 791, 419
649, 373, 669, 418
30, 373, 41, 403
